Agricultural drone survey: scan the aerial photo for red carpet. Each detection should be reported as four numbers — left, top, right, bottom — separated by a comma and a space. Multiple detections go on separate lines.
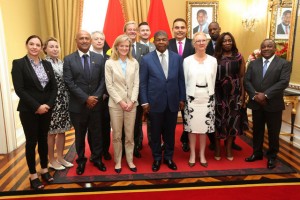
1, 183, 300, 200
53, 124, 295, 183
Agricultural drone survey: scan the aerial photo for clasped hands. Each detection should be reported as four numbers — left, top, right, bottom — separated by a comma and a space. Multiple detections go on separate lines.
119, 100, 134, 112
35, 104, 50, 114
86, 96, 98, 109
254, 92, 267, 106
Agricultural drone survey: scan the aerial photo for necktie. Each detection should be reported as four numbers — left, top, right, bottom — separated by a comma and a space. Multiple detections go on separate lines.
285, 26, 289, 34
178, 41, 183, 56
263, 59, 269, 78
212, 41, 216, 49
199, 25, 203, 32
82, 54, 90, 79
132, 44, 136, 58
160, 53, 168, 78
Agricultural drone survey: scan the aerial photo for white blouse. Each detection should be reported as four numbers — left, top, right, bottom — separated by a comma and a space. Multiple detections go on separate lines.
183, 54, 217, 97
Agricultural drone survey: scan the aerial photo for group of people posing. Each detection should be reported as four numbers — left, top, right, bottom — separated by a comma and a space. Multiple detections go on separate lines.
11, 18, 291, 190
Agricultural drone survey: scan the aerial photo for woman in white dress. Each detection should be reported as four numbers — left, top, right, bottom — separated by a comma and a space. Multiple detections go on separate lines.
183, 32, 217, 167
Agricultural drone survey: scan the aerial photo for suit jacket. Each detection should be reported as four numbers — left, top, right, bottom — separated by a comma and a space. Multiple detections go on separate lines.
277, 23, 288, 34
193, 24, 209, 34
206, 40, 215, 56
244, 56, 291, 112
139, 50, 186, 113
105, 58, 139, 108
134, 42, 149, 63
11, 56, 57, 112
148, 42, 156, 52
63, 51, 105, 113
168, 38, 195, 59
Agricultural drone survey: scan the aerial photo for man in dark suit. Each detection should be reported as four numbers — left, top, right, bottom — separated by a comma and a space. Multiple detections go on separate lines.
276, 10, 291, 35
140, 30, 186, 172
206, 22, 242, 151
138, 22, 156, 52
168, 18, 194, 152
89, 31, 112, 161
63, 30, 106, 175
244, 39, 291, 169
124, 21, 149, 158
193, 9, 209, 34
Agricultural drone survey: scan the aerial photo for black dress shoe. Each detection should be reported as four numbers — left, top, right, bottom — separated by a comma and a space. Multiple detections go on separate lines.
134, 149, 142, 158
152, 160, 161, 172
267, 159, 276, 169
232, 143, 242, 151
76, 163, 86, 175
163, 159, 177, 170
94, 161, 107, 172
245, 154, 263, 162
182, 142, 190, 152
103, 152, 112, 160
115, 168, 122, 174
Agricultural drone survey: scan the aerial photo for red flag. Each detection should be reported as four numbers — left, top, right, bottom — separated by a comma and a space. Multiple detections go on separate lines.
103, 0, 125, 47
147, 0, 172, 41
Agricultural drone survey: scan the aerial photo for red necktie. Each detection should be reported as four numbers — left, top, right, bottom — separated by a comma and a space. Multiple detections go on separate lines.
285, 26, 289, 34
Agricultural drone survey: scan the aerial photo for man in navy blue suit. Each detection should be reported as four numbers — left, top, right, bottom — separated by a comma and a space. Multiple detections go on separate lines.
140, 31, 186, 172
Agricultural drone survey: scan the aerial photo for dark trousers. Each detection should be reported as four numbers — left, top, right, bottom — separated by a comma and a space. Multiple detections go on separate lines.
180, 109, 189, 143
20, 111, 52, 174
252, 109, 282, 159
134, 105, 143, 148
102, 98, 111, 154
149, 108, 178, 161
70, 109, 103, 164
88, 99, 111, 155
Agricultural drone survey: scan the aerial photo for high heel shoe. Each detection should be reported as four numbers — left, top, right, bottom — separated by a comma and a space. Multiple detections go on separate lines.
41, 172, 54, 183
129, 167, 137, 172
226, 156, 234, 161
188, 162, 195, 167
214, 156, 221, 161
29, 178, 44, 190
200, 162, 208, 168
115, 168, 122, 174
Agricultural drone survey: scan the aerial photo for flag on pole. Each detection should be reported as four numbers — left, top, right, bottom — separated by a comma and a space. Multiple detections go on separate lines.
103, 0, 126, 47
147, 0, 172, 41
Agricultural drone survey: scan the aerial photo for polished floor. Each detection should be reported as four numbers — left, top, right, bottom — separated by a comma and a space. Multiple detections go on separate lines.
0, 122, 300, 192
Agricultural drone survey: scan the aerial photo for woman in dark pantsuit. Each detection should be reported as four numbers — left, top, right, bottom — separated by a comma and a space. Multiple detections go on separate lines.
11, 35, 57, 190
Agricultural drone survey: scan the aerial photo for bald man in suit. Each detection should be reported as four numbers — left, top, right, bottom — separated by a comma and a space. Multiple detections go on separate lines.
63, 30, 106, 175
244, 39, 291, 169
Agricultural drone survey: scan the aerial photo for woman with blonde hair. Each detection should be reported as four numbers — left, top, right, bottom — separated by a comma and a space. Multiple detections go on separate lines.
105, 34, 139, 173
43, 37, 73, 171
184, 32, 217, 167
